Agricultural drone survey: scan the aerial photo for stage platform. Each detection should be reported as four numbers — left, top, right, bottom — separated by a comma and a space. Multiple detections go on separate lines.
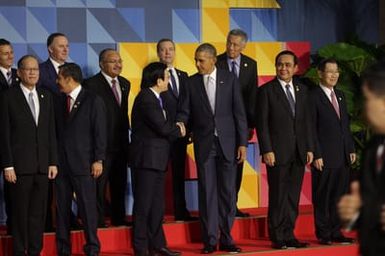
0, 206, 358, 255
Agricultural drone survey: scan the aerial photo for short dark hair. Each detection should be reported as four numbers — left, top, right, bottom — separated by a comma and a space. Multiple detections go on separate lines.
17, 55, 38, 69
47, 32, 66, 47
58, 63, 83, 84
0, 38, 11, 47
156, 38, 175, 53
362, 61, 385, 97
195, 43, 217, 57
141, 62, 168, 88
227, 29, 248, 43
275, 50, 299, 66
317, 58, 338, 72
99, 48, 117, 63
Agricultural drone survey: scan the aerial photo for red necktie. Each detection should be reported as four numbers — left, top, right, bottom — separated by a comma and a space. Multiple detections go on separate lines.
66, 95, 72, 114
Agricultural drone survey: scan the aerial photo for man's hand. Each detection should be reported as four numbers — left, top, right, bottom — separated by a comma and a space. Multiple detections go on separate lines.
48, 165, 58, 179
313, 158, 324, 171
176, 122, 186, 137
91, 161, 103, 178
4, 168, 16, 183
350, 153, 357, 164
237, 146, 247, 164
263, 152, 275, 167
338, 181, 362, 225
307, 152, 314, 165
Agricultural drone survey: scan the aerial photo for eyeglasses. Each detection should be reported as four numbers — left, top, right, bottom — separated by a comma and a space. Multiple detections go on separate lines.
20, 68, 39, 72
104, 59, 123, 64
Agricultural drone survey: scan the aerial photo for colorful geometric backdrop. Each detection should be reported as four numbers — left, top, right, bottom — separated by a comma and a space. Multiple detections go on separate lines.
0, 0, 313, 219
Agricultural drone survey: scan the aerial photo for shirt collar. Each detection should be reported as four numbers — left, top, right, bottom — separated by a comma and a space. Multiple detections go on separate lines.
101, 71, 118, 85
149, 87, 161, 99
20, 83, 37, 94
277, 78, 293, 88
49, 58, 63, 74
0, 66, 11, 78
227, 54, 241, 67
68, 85, 82, 100
319, 83, 334, 95
204, 67, 217, 81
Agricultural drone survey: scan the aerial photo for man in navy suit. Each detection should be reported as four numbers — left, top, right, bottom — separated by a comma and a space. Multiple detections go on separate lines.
37, 32, 69, 96
216, 29, 258, 217
83, 48, 130, 227
55, 63, 106, 256
131, 62, 183, 256
140, 38, 195, 221
256, 50, 314, 249
178, 43, 248, 254
310, 58, 356, 245
0, 55, 58, 256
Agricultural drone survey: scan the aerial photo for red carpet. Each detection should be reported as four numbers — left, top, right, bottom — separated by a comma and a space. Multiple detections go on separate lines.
0, 206, 359, 255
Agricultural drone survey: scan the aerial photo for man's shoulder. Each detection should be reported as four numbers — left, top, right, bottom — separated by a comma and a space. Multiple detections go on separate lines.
241, 53, 257, 65
118, 75, 130, 86
217, 52, 227, 62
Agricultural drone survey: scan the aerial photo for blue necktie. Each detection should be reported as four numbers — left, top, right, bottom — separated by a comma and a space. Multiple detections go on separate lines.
285, 84, 295, 116
169, 70, 178, 97
231, 61, 238, 77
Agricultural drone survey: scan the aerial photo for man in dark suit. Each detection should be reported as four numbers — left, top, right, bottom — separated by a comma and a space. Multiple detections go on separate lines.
310, 58, 356, 245
83, 48, 130, 227
0, 55, 58, 256
0, 38, 19, 235
216, 29, 258, 217
338, 62, 385, 256
140, 38, 195, 221
0, 38, 18, 91
37, 32, 69, 95
178, 43, 248, 254
55, 63, 106, 256
131, 62, 183, 256
256, 50, 314, 249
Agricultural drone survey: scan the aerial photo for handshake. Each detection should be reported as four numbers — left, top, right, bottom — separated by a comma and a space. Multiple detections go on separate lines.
176, 122, 186, 137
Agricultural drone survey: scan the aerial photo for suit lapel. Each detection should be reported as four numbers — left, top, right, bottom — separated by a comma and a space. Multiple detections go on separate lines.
67, 88, 85, 121
197, 75, 214, 115
215, 70, 225, 114
36, 89, 46, 126
16, 85, 38, 126
317, 86, 341, 122
272, 79, 294, 118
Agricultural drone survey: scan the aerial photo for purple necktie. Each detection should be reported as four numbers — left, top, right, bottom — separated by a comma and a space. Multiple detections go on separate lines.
111, 79, 121, 105
330, 90, 340, 119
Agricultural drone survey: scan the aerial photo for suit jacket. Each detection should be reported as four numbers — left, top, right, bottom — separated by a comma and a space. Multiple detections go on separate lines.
177, 68, 248, 164
83, 72, 130, 153
37, 59, 61, 95
256, 77, 313, 165
0, 85, 57, 174
0, 68, 18, 91
56, 88, 107, 176
129, 88, 181, 171
310, 86, 355, 168
216, 53, 258, 128
358, 135, 385, 255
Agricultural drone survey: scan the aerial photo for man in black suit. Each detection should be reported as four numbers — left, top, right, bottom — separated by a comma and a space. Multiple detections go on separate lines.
131, 62, 183, 256
55, 63, 106, 256
0, 55, 58, 256
83, 49, 130, 227
256, 50, 314, 249
178, 43, 248, 254
0, 38, 19, 235
216, 29, 258, 217
37, 32, 69, 96
0, 39, 18, 91
310, 58, 356, 245
140, 38, 195, 221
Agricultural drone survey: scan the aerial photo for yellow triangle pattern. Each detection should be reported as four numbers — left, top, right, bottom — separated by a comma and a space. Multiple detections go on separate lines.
202, 8, 229, 42
229, 0, 280, 8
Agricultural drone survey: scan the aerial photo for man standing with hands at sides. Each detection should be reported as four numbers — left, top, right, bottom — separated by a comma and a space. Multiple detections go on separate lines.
84, 48, 130, 227
178, 43, 248, 254
140, 38, 195, 221
256, 50, 314, 249
338, 62, 385, 256
55, 63, 106, 256
310, 58, 356, 245
216, 29, 258, 217
131, 62, 184, 256
0, 55, 58, 256
0, 38, 18, 91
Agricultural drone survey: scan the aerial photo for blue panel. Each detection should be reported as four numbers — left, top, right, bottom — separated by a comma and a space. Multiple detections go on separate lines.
251, 9, 278, 41
0, 7, 27, 41
86, 9, 115, 43
1, 0, 25, 6
27, 43, 48, 61
172, 10, 199, 43
56, 0, 85, 8
117, 8, 145, 41
28, 7, 57, 36
173, 9, 200, 42
68, 43, 87, 75
230, 9, 252, 40
12, 43, 28, 63
26, 0, 54, 7
57, 8, 87, 42
86, 0, 115, 8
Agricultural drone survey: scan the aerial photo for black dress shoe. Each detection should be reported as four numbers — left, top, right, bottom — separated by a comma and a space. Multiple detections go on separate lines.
219, 244, 241, 253
286, 239, 308, 248
271, 241, 287, 249
111, 220, 132, 226
97, 222, 108, 228
331, 236, 354, 244
175, 214, 199, 221
318, 238, 332, 245
152, 247, 181, 256
235, 209, 250, 217
201, 245, 216, 254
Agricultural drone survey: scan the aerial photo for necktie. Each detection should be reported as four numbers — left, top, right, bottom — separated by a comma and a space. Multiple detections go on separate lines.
205, 76, 216, 113
231, 61, 238, 77
158, 96, 164, 109
111, 79, 121, 105
285, 84, 295, 116
169, 69, 178, 97
6, 71, 12, 86
28, 92, 37, 124
330, 90, 340, 119
376, 143, 385, 174
66, 95, 72, 113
